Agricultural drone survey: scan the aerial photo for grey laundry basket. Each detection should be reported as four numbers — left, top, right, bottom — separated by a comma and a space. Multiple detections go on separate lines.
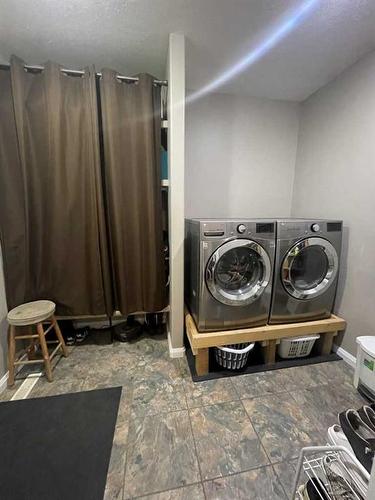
214, 342, 255, 370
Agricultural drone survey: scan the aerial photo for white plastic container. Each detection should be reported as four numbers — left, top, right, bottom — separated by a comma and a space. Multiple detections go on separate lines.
354, 336, 375, 398
277, 334, 320, 359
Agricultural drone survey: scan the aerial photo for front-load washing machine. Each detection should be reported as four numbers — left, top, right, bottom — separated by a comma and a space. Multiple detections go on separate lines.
185, 219, 276, 332
269, 219, 342, 324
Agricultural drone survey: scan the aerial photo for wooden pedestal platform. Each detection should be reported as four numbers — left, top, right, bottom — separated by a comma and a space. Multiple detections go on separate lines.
185, 312, 346, 376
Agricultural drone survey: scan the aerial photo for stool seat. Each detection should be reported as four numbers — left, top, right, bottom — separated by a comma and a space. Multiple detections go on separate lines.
7, 300, 56, 326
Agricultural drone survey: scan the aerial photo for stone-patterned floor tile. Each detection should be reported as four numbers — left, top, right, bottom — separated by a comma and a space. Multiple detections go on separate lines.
139, 483, 205, 499
231, 370, 292, 399
104, 486, 123, 500
82, 367, 132, 392
138, 355, 183, 383
190, 401, 268, 480
130, 359, 183, 414
123, 410, 200, 498
319, 360, 354, 385
177, 356, 191, 380
273, 459, 298, 499
280, 363, 329, 390
336, 360, 355, 379
114, 388, 133, 445
29, 376, 86, 398
184, 378, 239, 408
130, 378, 187, 418
104, 440, 126, 500
243, 393, 322, 463
128, 353, 186, 418
104, 403, 130, 500
291, 382, 366, 431
117, 334, 169, 360
290, 388, 338, 432
0, 380, 24, 401
203, 465, 286, 500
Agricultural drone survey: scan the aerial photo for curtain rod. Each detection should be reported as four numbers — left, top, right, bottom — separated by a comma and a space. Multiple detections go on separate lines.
0, 63, 168, 86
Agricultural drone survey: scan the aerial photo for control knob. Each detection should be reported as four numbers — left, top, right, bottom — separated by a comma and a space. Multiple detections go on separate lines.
237, 224, 247, 234
311, 223, 320, 232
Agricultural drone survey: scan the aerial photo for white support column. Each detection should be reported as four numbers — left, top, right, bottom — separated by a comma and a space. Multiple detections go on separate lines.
167, 33, 185, 357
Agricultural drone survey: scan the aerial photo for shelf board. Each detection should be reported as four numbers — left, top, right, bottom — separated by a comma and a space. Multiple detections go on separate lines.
161, 179, 169, 188
162, 120, 168, 129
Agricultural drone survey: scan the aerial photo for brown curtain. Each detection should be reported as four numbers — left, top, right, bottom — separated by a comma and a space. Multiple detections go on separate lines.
0, 57, 112, 316
99, 70, 167, 314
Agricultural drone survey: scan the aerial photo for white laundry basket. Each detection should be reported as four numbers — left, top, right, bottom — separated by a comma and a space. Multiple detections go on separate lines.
277, 334, 320, 359
354, 336, 375, 399
214, 342, 255, 370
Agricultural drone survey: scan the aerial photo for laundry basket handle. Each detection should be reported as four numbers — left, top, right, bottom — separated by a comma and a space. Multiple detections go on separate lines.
215, 343, 255, 355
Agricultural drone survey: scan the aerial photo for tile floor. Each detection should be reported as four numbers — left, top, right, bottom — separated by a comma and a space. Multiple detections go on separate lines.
0, 332, 366, 499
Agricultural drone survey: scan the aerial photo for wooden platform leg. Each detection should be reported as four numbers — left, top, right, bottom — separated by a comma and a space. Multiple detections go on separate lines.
316, 331, 336, 356
37, 322, 53, 382
7, 325, 16, 387
51, 315, 68, 357
195, 348, 209, 376
262, 339, 276, 365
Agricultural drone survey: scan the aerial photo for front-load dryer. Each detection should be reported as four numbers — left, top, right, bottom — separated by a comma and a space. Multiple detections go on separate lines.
185, 219, 276, 332
269, 219, 342, 324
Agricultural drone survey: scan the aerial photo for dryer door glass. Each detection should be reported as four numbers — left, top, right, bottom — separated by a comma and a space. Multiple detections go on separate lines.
281, 237, 338, 300
290, 246, 328, 290
206, 239, 272, 306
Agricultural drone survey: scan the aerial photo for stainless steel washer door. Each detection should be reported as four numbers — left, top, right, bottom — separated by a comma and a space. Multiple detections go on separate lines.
281, 237, 338, 300
205, 239, 271, 306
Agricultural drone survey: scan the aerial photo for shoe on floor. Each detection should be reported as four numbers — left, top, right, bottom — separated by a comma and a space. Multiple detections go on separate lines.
298, 478, 330, 499
358, 405, 375, 433
327, 425, 369, 497
339, 409, 375, 473
75, 327, 90, 344
322, 455, 363, 499
65, 333, 76, 346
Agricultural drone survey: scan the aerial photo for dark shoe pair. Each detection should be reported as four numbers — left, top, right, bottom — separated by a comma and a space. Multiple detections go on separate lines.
75, 326, 90, 344
339, 407, 375, 473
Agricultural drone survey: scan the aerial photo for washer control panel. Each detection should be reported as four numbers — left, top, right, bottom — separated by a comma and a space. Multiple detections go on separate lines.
237, 224, 247, 234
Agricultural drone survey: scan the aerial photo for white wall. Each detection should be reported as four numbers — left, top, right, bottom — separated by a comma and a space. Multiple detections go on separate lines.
292, 50, 375, 356
167, 33, 186, 354
0, 251, 8, 379
185, 92, 300, 218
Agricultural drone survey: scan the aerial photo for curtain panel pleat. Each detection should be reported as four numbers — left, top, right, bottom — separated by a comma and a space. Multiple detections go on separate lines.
99, 71, 167, 315
0, 57, 112, 316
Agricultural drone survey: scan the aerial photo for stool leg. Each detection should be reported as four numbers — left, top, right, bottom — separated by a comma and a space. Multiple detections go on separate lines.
51, 315, 68, 357
7, 325, 16, 387
37, 322, 53, 382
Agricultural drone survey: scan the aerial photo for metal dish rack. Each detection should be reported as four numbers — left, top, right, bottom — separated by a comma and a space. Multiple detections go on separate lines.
292, 445, 370, 499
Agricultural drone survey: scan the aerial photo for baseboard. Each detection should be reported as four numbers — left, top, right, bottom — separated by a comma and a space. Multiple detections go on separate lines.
11, 372, 42, 400
167, 331, 185, 358
333, 344, 356, 369
0, 353, 38, 396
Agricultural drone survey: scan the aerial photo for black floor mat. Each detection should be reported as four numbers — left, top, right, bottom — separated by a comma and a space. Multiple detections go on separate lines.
186, 341, 342, 381
0, 387, 121, 500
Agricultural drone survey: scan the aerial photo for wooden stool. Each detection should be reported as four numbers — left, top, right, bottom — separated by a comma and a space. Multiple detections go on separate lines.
7, 300, 68, 387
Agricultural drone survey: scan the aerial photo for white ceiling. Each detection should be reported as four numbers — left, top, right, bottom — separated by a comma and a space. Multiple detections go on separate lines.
1, 0, 375, 101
